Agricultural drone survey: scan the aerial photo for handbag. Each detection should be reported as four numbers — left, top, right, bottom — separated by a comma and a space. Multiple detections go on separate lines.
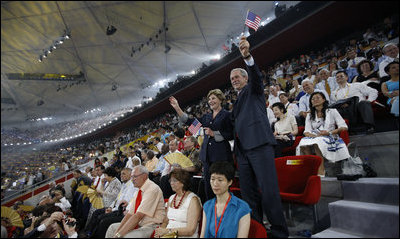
340, 142, 365, 176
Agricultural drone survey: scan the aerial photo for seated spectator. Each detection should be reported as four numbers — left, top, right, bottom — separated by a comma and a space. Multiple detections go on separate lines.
288, 78, 303, 103
296, 92, 350, 176
200, 161, 251, 238
346, 47, 366, 81
105, 165, 165, 238
177, 136, 203, 175
327, 60, 339, 77
369, 47, 385, 72
86, 167, 122, 226
144, 150, 158, 173
101, 157, 110, 169
381, 61, 399, 117
298, 79, 330, 126
379, 43, 399, 80
83, 168, 137, 238
52, 189, 71, 212
174, 128, 186, 152
279, 92, 299, 117
111, 155, 125, 169
149, 144, 169, 185
153, 137, 163, 153
85, 167, 94, 180
303, 68, 316, 85
28, 211, 77, 238
272, 102, 298, 158
125, 151, 141, 170
315, 68, 339, 97
268, 86, 282, 107
94, 158, 102, 168
353, 60, 381, 92
92, 165, 106, 190
330, 70, 378, 134
71, 169, 92, 193
154, 169, 202, 238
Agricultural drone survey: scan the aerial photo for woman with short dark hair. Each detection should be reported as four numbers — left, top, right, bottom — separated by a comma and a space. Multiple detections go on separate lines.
353, 59, 380, 91
86, 166, 121, 226
271, 102, 298, 158
170, 89, 234, 201
200, 161, 251, 238
154, 168, 202, 238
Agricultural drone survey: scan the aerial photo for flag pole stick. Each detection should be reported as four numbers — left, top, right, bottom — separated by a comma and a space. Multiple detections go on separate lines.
243, 9, 249, 37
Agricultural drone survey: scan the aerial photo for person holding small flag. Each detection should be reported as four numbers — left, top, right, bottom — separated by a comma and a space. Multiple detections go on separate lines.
169, 89, 233, 202
230, 35, 289, 237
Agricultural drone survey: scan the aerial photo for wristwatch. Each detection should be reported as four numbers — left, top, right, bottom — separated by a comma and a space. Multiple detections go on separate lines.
243, 54, 251, 59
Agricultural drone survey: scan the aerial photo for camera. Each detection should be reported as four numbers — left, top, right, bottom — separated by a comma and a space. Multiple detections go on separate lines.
66, 219, 76, 227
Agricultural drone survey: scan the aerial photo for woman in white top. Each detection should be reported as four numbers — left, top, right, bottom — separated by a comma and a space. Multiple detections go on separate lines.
296, 92, 350, 176
154, 168, 202, 238
272, 102, 298, 158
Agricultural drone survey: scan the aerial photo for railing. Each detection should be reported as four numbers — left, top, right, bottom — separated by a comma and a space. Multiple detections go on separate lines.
1, 161, 91, 206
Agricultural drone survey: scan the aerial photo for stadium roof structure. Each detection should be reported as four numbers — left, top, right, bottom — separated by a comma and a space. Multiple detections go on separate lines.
1, 1, 299, 127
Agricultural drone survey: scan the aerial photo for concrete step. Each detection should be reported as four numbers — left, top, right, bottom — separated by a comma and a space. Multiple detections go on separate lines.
348, 131, 399, 177
312, 228, 368, 238
342, 177, 399, 205
329, 200, 399, 238
321, 177, 343, 198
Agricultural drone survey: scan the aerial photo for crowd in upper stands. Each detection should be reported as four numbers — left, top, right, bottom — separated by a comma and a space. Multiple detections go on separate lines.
1, 14, 398, 238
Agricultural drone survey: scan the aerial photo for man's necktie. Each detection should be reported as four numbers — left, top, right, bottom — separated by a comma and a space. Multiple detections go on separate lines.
325, 80, 331, 96
134, 189, 142, 229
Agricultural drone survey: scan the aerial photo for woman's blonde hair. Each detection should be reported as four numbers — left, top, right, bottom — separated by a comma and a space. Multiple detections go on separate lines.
207, 89, 225, 103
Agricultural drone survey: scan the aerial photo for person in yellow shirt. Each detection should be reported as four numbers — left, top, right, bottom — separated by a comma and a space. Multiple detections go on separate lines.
144, 151, 158, 172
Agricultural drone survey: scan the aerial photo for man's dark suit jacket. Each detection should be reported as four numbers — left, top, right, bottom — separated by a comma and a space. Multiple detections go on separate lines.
232, 63, 277, 150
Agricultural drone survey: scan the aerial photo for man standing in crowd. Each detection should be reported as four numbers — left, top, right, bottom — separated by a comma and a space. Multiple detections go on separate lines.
229, 36, 288, 238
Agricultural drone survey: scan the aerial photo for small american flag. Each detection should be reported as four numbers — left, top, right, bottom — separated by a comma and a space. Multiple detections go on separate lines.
188, 118, 202, 135
245, 11, 261, 31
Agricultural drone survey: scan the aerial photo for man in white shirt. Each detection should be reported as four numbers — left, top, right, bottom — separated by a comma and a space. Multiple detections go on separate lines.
159, 139, 183, 199
279, 92, 299, 117
331, 70, 377, 134
92, 165, 106, 190
267, 85, 282, 107
346, 48, 366, 82
315, 68, 338, 97
379, 43, 399, 79
83, 168, 138, 238
298, 79, 330, 125
153, 137, 163, 153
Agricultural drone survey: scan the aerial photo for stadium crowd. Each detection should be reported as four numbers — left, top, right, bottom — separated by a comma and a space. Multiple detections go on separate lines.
1, 14, 398, 238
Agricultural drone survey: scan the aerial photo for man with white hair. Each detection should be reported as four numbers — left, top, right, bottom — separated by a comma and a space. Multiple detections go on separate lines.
105, 165, 165, 238
379, 43, 399, 79
298, 79, 330, 125
315, 68, 339, 96
267, 85, 282, 107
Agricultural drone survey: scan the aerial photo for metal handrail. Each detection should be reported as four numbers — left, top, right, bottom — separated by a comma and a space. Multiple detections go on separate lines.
1, 165, 81, 204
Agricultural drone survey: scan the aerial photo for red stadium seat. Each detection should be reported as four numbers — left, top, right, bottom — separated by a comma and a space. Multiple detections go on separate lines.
275, 155, 322, 231
248, 218, 268, 238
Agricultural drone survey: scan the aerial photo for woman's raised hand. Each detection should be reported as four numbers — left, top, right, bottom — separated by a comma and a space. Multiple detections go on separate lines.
169, 96, 179, 109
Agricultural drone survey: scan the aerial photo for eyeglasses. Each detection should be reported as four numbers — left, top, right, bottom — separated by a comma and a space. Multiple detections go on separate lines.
131, 173, 145, 179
